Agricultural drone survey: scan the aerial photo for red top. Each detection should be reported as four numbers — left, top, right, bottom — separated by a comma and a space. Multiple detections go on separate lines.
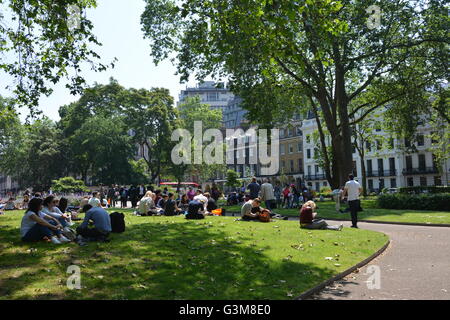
300, 207, 313, 224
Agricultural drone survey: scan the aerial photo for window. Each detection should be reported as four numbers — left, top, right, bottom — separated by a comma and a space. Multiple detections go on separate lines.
405, 138, 411, 148
288, 128, 293, 137
280, 129, 285, 138
298, 159, 303, 173
280, 145, 285, 155
315, 182, 320, 191
406, 156, 413, 170
379, 179, 385, 190
306, 135, 311, 144
407, 177, 414, 187
368, 179, 374, 191
281, 160, 285, 169
376, 139, 382, 150
420, 176, 427, 186
307, 149, 311, 159
390, 178, 397, 188
307, 166, 312, 175
417, 134, 424, 146
315, 165, 319, 173
367, 159, 373, 176
297, 142, 303, 153
388, 138, 394, 149
418, 154, 426, 170
207, 92, 219, 101
434, 176, 442, 186
290, 160, 294, 172
288, 143, 294, 154
296, 127, 302, 136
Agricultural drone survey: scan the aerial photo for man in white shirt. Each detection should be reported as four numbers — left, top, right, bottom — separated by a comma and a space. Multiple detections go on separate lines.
342, 174, 362, 228
260, 178, 276, 210
88, 192, 101, 208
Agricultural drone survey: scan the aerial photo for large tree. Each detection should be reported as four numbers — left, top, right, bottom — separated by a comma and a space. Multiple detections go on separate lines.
0, 117, 65, 190
0, 0, 113, 112
141, 0, 448, 188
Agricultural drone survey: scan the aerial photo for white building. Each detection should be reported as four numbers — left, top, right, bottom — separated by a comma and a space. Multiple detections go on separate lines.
178, 81, 235, 115
301, 116, 450, 192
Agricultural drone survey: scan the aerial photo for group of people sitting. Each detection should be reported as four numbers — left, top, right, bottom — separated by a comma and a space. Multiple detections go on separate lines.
20, 193, 112, 245
135, 189, 223, 219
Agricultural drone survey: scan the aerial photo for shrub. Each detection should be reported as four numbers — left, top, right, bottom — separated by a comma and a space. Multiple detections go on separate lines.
398, 186, 450, 194
52, 177, 89, 194
319, 186, 332, 195
378, 193, 450, 211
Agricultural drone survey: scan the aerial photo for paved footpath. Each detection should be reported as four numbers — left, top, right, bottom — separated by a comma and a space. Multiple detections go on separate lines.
308, 220, 450, 300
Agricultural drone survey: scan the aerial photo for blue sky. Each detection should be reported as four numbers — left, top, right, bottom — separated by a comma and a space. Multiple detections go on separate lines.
1, 0, 198, 121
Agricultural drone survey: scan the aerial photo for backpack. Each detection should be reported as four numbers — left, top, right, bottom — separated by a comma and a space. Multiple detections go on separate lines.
110, 212, 125, 233
258, 209, 271, 223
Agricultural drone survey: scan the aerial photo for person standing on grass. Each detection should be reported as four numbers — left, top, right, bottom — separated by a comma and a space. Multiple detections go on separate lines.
342, 174, 362, 228
247, 177, 261, 200
260, 178, 276, 210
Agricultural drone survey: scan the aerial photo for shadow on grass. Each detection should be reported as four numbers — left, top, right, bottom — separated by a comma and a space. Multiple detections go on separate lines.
0, 216, 341, 300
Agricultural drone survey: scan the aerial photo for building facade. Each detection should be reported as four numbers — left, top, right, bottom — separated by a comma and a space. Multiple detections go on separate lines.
178, 81, 235, 114
301, 117, 450, 192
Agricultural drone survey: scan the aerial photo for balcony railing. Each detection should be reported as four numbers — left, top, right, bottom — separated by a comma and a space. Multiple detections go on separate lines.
304, 174, 327, 180
366, 170, 397, 177
402, 167, 439, 175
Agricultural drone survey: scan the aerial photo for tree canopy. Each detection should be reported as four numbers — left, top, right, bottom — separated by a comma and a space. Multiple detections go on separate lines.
141, 0, 449, 188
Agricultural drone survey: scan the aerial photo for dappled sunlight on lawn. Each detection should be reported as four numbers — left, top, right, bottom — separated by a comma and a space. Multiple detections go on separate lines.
0, 210, 387, 300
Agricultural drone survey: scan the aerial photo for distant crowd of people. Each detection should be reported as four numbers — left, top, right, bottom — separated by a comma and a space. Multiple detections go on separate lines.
9, 174, 363, 245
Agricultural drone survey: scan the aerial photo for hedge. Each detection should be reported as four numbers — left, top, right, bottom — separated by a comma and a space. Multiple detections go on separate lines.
378, 193, 450, 211
398, 186, 450, 194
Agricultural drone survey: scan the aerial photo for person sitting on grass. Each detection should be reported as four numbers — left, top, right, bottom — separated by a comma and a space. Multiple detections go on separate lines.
41, 196, 72, 231
20, 198, 71, 244
88, 192, 101, 207
76, 204, 112, 242
300, 201, 343, 231
163, 193, 182, 216
204, 192, 218, 214
21, 194, 30, 210
4, 197, 18, 211
157, 193, 169, 210
240, 198, 263, 221
186, 199, 206, 220
177, 194, 190, 213
137, 191, 159, 216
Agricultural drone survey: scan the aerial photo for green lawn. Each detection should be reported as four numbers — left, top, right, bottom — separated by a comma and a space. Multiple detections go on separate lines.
225, 199, 450, 224
0, 209, 387, 300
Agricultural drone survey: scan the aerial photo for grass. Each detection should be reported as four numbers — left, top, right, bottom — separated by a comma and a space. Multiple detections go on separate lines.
0, 209, 387, 300
225, 199, 450, 225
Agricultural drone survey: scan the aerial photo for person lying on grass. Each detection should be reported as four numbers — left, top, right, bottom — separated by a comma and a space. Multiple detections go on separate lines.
76, 204, 112, 242
20, 198, 71, 244
300, 201, 343, 231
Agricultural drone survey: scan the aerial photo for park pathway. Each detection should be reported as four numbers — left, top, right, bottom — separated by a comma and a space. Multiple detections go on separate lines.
307, 221, 450, 300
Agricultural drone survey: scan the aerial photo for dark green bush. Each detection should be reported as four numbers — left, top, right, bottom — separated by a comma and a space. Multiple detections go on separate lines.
398, 186, 450, 194
378, 193, 450, 211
